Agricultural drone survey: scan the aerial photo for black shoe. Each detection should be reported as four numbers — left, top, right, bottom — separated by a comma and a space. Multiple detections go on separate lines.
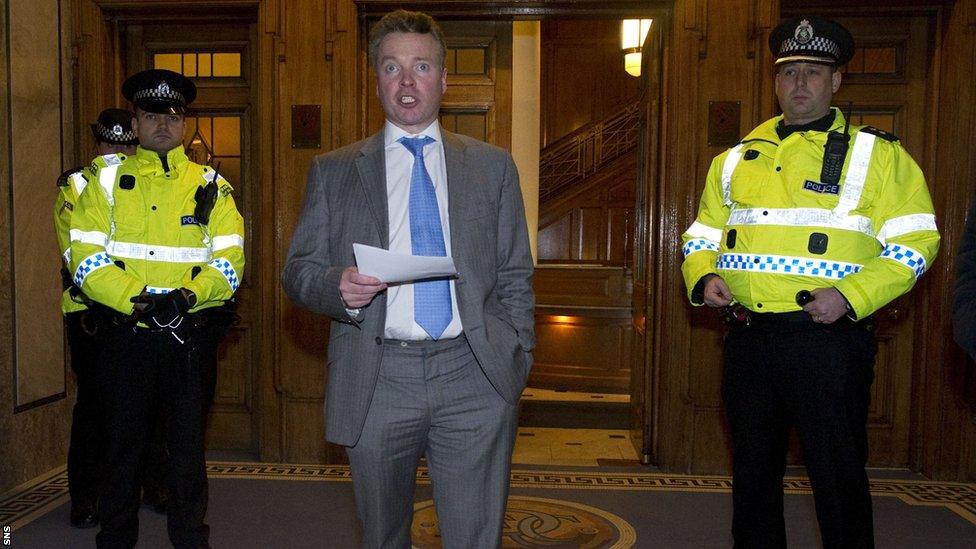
69, 503, 98, 528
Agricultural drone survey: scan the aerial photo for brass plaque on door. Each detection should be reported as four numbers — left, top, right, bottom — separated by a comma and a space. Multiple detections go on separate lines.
708, 101, 740, 147
292, 105, 321, 149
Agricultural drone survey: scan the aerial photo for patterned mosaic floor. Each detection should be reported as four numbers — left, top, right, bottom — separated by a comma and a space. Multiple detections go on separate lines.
3, 461, 975, 533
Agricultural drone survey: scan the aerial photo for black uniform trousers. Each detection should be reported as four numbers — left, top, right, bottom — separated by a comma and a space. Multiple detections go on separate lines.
722, 312, 877, 549
94, 320, 219, 549
66, 310, 104, 511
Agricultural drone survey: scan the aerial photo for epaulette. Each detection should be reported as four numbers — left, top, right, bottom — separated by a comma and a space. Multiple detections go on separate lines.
860, 126, 899, 142
57, 166, 85, 187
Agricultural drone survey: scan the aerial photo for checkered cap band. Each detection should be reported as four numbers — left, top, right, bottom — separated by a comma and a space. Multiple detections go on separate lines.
133, 84, 186, 105
93, 123, 136, 144
779, 36, 841, 60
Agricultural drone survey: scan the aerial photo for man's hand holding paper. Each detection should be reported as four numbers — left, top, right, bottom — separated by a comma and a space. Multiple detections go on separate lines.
353, 243, 458, 284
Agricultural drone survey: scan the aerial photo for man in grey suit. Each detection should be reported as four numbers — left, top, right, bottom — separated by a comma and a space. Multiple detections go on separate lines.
281, 9, 535, 548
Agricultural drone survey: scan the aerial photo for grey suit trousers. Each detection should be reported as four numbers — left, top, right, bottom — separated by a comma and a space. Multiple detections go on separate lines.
345, 335, 518, 549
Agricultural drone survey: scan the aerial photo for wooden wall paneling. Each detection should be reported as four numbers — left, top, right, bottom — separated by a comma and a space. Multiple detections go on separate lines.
915, 0, 976, 481
273, 0, 352, 464
537, 152, 637, 264
72, 0, 120, 165
540, 19, 640, 147
532, 266, 633, 393
257, 0, 283, 461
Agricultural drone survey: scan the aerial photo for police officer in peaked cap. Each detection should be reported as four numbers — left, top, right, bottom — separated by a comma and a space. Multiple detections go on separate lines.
681, 15, 939, 548
69, 67, 245, 548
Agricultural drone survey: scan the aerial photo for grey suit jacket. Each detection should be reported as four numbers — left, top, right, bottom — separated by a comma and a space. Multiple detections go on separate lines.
282, 128, 535, 447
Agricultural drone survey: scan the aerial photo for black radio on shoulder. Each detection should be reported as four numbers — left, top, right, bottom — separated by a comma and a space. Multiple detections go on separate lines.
820, 131, 849, 185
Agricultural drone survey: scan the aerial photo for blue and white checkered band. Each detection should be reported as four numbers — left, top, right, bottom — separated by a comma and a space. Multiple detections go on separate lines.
717, 253, 862, 280
133, 81, 186, 104
73, 252, 114, 287
682, 238, 720, 257
209, 257, 240, 291
94, 123, 136, 143
779, 35, 841, 60
794, 19, 813, 44
881, 244, 927, 279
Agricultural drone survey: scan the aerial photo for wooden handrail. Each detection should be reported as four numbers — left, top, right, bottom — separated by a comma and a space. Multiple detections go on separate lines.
539, 101, 640, 202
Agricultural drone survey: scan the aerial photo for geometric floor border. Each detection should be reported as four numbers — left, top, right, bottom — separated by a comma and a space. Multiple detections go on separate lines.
3, 461, 975, 530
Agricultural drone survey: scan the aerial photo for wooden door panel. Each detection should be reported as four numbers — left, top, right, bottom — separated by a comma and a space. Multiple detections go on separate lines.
829, 14, 931, 467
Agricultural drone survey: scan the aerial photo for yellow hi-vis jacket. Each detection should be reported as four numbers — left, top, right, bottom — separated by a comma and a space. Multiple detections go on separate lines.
681, 109, 940, 319
69, 146, 245, 315
55, 162, 98, 314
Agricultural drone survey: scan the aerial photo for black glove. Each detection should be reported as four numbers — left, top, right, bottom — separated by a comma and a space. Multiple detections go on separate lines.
131, 289, 194, 330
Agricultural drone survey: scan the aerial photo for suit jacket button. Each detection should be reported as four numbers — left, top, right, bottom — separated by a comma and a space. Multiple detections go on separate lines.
374, 337, 382, 345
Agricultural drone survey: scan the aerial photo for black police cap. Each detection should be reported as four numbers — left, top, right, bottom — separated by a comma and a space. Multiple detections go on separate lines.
121, 69, 196, 114
90, 108, 137, 145
769, 16, 854, 67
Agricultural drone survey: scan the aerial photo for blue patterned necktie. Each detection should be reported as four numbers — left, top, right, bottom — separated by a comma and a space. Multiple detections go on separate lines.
400, 136, 452, 339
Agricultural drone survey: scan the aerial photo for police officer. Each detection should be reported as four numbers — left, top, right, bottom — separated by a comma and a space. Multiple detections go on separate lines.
69, 69, 245, 549
681, 16, 940, 548
56, 109, 138, 528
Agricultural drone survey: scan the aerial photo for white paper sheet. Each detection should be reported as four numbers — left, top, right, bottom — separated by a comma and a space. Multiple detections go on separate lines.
353, 243, 458, 284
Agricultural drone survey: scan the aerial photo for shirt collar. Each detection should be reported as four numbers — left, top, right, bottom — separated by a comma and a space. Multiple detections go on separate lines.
383, 120, 442, 149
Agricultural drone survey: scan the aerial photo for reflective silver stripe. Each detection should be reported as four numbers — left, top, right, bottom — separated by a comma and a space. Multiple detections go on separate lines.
832, 132, 876, 217
880, 243, 927, 279
70, 229, 109, 247
98, 164, 120, 207
62, 247, 71, 265
878, 214, 938, 244
721, 145, 745, 206
69, 172, 88, 197
203, 171, 227, 184
718, 253, 862, 280
212, 234, 244, 250
684, 221, 724, 242
107, 241, 212, 263
145, 286, 175, 295
727, 207, 875, 237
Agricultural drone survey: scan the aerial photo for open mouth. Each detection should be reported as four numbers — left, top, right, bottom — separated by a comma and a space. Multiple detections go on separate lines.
399, 95, 417, 106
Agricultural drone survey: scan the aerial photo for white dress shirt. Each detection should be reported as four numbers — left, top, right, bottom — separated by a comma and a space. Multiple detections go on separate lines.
382, 120, 463, 340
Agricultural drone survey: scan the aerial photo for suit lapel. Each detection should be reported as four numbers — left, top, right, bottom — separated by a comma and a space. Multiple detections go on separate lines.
443, 130, 468, 270
354, 132, 390, 248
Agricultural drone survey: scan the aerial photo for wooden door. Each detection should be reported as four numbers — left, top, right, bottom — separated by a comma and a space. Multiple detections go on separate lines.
824, 13, 934, 467
365, 20, 513, 148
122, 19, 261, 453
632, 20, 665, 465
